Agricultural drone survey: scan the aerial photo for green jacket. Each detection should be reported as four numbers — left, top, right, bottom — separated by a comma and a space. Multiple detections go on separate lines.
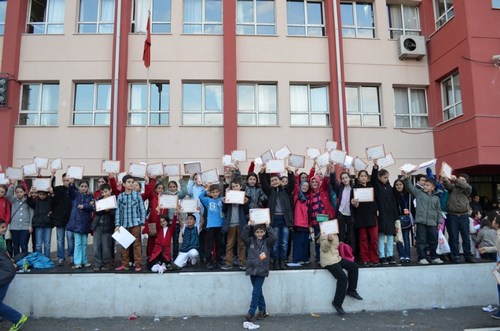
404, 179, 442, 226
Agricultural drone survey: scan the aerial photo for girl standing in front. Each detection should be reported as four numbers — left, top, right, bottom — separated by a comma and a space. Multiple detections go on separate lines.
6, 183, 32, 256
393, 178, 413, 263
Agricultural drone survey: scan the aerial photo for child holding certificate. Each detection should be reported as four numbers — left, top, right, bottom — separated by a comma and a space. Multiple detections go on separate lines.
142, 177, 165, 258
199, 184, 224, 270
171, 213, 204, 270
26, 186, 54, 259
331, 170, 356, 253
148, 213, 177, 271
292, 179, 311, 264
91, 184, 115, 271
6, 183, 32, 256
245, 172, 267, 210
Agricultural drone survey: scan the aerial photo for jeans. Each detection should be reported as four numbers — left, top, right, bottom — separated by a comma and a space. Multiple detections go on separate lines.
66, 230, 74, 259
396, 228, 411, 259
292, 229, 310, 263
56, 226, 66, 260
73, 232, 88, 265
248, 275, 266, 316
416, 223, 438, 260
0, 282, 22, 323
35, 227, 52, 258
378, 234, 394, 258
272, 216, 289, 259
93, 226, 113, 267
446, 214, 472, 258
324, 258, 359, 307
10, 230, 30, 256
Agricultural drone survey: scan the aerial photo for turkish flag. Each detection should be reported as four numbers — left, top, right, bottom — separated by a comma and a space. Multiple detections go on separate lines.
142, 14, 151, 68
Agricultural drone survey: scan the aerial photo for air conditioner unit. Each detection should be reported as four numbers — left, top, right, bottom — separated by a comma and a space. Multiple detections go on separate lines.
398, 35, 426, 60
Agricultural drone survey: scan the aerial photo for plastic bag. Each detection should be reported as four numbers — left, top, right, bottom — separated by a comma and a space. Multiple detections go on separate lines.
395, 220, 403, 243
436, 229, 450, 255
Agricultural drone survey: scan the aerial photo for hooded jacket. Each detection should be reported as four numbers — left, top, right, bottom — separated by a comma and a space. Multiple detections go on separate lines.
259, 170, 295, 227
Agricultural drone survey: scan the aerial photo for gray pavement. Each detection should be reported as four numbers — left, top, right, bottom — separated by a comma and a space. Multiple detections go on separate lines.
4, 306, 500, 331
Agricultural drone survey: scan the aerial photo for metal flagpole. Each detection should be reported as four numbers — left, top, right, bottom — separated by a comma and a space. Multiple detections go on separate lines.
146, 67, 150, 162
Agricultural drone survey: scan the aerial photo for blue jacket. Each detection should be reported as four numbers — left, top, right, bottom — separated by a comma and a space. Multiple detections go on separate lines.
198, 194, 224, 228
66, 184, 94, 234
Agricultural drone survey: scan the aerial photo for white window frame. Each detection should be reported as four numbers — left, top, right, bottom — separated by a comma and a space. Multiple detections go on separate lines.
441, 72, 462, 122
78, 0, 115, 34
19, 83, 59, 126
346, 85, 381, 127
27, 0, 65, 34
393, 87, 429, 128
182, 82, 223, 126
183, 0, 223, 34
237, 83, 278, 126
132, 0, 172, 33
290, 84, 330, 126
236, 0, 276, 35
286, 0, 325, 37
128, 82, 170, 126
340, 1, 375, 38
387, 4, 421, 39
73, 82, 111, 126
434, 0, 454, 28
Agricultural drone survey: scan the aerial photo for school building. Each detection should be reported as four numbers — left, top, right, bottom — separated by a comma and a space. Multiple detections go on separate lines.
0, 0, 498, 200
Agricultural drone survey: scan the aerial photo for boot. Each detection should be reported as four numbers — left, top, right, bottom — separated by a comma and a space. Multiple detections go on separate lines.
279, 259, 287, 270
273, 259, 279, 270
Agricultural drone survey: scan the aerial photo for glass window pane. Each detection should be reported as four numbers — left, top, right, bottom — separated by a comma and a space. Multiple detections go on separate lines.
291, 114, 308, 126
288, 26, 305, 36
453, 74, 461, 102
258, 85, 276, 112
0, 2, 6, 30
310, 86, 327, 113
100, 0, 115, 21
97, 84, 111, 110
363, 115, 380, 126
183, 24, 202, 33
151, 83, 169, 111
347, 114, 360, 126
443, 78, 452, 106
79, 24, 97, 33
238, 113, 256, 126
307, 2, 323, 25
153, 0, 171, 22
237, 25, 255, 34
356, 3, 373, 28
357, 28, 374, 38
130, 84, 147, 110
410, 89, 426, 114
80, 0, 98, 21
74, 113, 93, 125
307, 27, 324, 36
22, 84, 40, 111
394, 88, 409, 114
342, 28, 355, 37
128, 113, 147, 125
311, 114, 329, 126
411, 116, 428, 128
184, 0, 202, 22
41, 114, 57, 126
204, 24, 222, 34
150, 112, 168, 125
205, 0, 221, 22
183, 113, 201, 125
362, 87, 379, 113
455, 103, 463, 116
19, 113, 39, 126
95, 113, 110, 125
98, 24, 114, 33
395, 115, 410, 127
345, 87, 358, 113
256, 1, 274, 23
287, 1, 305, 25
152, 23, 171, 33
205, 84, 222, 111
238, 85, 255, 111
340, 3, 354, 26
256, 25, 275, 35
75, 84, 94, 111
290, 85, 308, 112
41, 84, 59, 112
258, 113, 277, 125
237, 1, 254, 23
183, 83, 202, 111
205, 113, 223, 125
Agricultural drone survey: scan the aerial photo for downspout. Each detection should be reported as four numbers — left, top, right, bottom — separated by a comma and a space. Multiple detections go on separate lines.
332, 0, 346, 152
112, 0, 122, 160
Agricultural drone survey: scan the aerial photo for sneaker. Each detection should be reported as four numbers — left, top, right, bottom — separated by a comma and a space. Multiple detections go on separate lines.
115, 265, 129, 271
372, 262, 381, 267
9, 314, 28, 331
206, 263, 214, 270
491, 311, 500, 320
68, 256, 74, 265
346, 290, 363, 300
191, 256, 199, 266
465, 256, 476, 263
362, 261, 373, 267
243, 321, 260, 330
239, 264, 247, 271
56, 259, 64, 266
483, 305, 496, 312
256, 311, 269, 320
387, 256, 397, 265
451, 256, 461, 264
93, 267, 101, 272
72, 264, 82, 269
83, 263, 92, 268
221, 264, 233, 270
101, 264, 113, 271
432, 258, 444, 264
399, 258, 405, 264
332, 303, 345, 315
134, 266, 142, 272
405, 258, 411, 264
380, 258, 388, 265
418, 259, 429, 265
245, 313, 254, 322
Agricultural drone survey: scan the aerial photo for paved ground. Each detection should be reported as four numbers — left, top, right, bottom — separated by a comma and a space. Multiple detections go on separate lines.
3, 306, 500, 331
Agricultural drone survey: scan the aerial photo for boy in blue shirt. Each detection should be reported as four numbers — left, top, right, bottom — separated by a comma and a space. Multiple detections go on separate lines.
199, 184, 224, 270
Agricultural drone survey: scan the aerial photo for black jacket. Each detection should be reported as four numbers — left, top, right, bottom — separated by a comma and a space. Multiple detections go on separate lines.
27, 196, 53, 228
242, 224, 276, 277
372, 166, 399, 235
50, 184, 71, 228
259, 170, 295, 227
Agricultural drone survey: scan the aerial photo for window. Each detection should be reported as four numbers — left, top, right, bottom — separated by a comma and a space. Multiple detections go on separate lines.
346, 86, 381, 126
182, 83, 223, 126
493, 0, 500, 9
132, 0, 171, 33
238, 83, 277, 126
78, 0, 115, 33
394, 87, 428, 128
27, 0, 65, 34
237, 0, 275, 35
434, 0, 454, 28
129, 82, 170, 126
73, 83, 111, 125
441, 72, 462, 121
183, 0, 222, 34
340, 2, 375, 38
19, 83, 59, 126
0, 0, 7, 35
290, 85, 329, 126
287, 0, 325, 36
387, 4, 420, 39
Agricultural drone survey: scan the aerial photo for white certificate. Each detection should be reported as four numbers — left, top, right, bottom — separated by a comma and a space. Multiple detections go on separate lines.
254, 157, 263, 166
288, 154, 305, 168
147, 162, 164, 177
0, 174, 8, 185
50, 158, 63, 171
353, 187, 374, 202
316, 152, 330, 168
32, 178, 51, 192
250, 208, 270, 225
418, 159, 437, 170
306, 147, 321, 160
260, 150, 274, 164
67, 166, 84, 180
274, 145, 291, 160
266, 159, 285, 173
222, 155, 232, 166
33, 157, 49, 169
163, 164, 181, 177
117, 172, 127, 183
184, 161, 202, 175
180, 198, 198, 213
96, 195, 117, 212
5, 167, 22, 180
201, 168, 220, 184
159, 195, 178, 209
22, 163, 38, 177
225, 190, 245, 204
441, 162, 452, 179
330, 150, 347, 165
325, 140, 338, 152
102, 160, 120, 173
129, 163, 147, 178
112, 226, 136, 249
377, 153, 395, 169
365, 144, 386, 160
319, 219, 339, 235
400, 163, 418, 174
353, 158, 368, 172
344, 155, 354, 169
231, 150, 247, 162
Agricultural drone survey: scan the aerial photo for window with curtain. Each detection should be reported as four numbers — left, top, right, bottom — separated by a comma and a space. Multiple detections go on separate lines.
237, 0, 275, 35
129, 82, 170, 126
441, 72, 462, 121
182, 82, 223, 126
78, 0, 115, 33
238, 83, 277, 126
340, 1, 375, 38
346, 85, 381, 127
19, 83, 59, 126
290, 84, 329, 126
434, 0, 454, 28
132, 0, 171, 33
27, 0, 65, 34
387, 4, 421, 39
183, 0, 222, 34
394, 87, 428, 128
73, 83, 111, 125
286, 0, 325, 36
0, 0, 7, 35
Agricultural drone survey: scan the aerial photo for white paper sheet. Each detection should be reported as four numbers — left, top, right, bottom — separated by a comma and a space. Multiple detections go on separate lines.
33, 157, 49, 169
365, 144, 386, 160
32, 178, 51, 192
129, 163, 147, 178
288, 154, 305, 169
50, 158, 63, 171
222, 155, 232, 166
112, 226, 136, 249
147, 162, 164, 177
180, 199, 198, 213
330, 150, 347, 165
353, 158, 368, 172
201, 168, 219, 184
377, 153, 395, 169
96, 195, 117, 212
274, 146, 291, 160
163, 164, 181, 177
316, 152, 330, 168
224, 190, 245, 204
266, 159, 285, 173
0, 174, 8, 185
66, 166, 84, 180
353, 187, 374, 202
418, 159, 437, 170
102, 160, 120, 173
260, 150, 274, 164
344, 155, 354, 169
400, 163, 418, 173
319, 219, 339, 235
325, 140, 338, 152
231, 150, 247, 162
22, 163, 38, 177
159, 195, 178, 209
441, 162, 452, 179
306, 147, 321, 160
249, 208, 270, 224
184, 161, 202, 175
6, 167, 23, 180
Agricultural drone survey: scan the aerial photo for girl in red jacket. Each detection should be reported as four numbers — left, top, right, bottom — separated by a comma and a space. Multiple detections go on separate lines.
148, 213, 177, 271
292, 178, 311, 264
142, 177, 164, 258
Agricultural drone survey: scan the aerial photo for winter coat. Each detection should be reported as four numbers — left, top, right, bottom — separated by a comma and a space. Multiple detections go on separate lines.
372, 166, 399, 235
319, 233, 341, 267
50, 183, 71, 228
142, 178, 162, 235
241, 224, 277, 277
351, 173, 378, 228
0, 197, 11, 225
293, 180, 311, 228
308, 169, 336, 220
66, 184, 94, 234
27, 196, 53, 228
259, 170, 295, 227
222, 200, 249, 233
245, 185, 267, 209
444, 179, 471, 215
404, 178, 442, 226
148, 216, 177, 262
91, 200, 116, 233
6, 187, 32, 231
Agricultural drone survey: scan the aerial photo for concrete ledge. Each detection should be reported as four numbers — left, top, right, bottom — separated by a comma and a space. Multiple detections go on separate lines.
6, 263, 496, 318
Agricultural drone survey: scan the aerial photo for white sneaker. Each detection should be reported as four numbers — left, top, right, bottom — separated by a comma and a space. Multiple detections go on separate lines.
243, 321, 260, 329
432, 258, 444, 264
418, 259, 429, 265
191, 256, 198, 266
